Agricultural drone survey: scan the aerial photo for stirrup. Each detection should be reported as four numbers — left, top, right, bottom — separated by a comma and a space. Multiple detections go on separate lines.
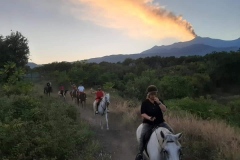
135, 153, 143, 160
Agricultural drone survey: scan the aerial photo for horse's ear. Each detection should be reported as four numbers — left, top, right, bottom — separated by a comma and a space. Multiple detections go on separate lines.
175, 133, 183, 140
160, 131, 165, 139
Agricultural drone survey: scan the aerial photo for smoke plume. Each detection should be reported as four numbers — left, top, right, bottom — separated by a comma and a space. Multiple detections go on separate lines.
68, 0, 197, 41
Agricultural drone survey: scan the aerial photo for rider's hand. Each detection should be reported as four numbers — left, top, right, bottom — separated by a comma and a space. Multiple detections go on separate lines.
154, 97, 162, 105
149, 116, 156, 121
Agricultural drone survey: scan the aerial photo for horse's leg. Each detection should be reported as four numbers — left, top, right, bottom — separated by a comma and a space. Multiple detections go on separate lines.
81, 100, 83, 108
105, 112, 109, 130
93, 101, 96, 115
100, 119, 103, 130
79, 100, 81, 108
77, 98, 80, 106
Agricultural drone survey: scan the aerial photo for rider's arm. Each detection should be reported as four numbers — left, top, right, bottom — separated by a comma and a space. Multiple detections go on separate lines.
159, 103, 167, 112
140, 102, 152, 120
157, 100, 167, 112
154, 98, 167, 112
141, 113, 152, 120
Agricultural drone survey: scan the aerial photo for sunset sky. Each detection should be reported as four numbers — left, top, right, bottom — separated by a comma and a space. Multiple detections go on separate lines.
1, 0, 240, 64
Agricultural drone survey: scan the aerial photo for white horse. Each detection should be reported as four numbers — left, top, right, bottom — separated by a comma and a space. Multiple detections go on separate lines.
93, 93, 110, 130
136, 124, 183, 160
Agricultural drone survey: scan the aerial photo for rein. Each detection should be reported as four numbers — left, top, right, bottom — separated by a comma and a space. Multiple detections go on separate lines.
154, 128, 180, 160
99, 97, 108, 112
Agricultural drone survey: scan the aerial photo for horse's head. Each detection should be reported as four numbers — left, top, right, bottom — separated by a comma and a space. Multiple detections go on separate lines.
160, 130, 183, 160
104, 93, 110, 105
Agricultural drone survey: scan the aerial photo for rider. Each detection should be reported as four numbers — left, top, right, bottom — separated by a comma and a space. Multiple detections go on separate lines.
94, 86, 105, 114
78, 83, 85, 94
135, 85, 174, 160
46, 82, 52, 92
46, 82, 51, 87
72, 83, 77, 91
59, 84, 65, 96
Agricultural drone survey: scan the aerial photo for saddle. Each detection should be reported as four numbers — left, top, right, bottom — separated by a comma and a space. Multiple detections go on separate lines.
61, 90, 68, 96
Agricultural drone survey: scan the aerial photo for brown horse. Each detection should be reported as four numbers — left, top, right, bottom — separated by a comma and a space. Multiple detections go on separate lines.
44, 86, 52, 96
77, 92, 87, 108
69, 89, 78, 103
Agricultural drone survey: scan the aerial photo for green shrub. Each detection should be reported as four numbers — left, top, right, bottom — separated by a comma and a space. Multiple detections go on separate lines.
166, 97, 230, 120
166, 96, 240, 127
2, 81, 33, 97
0, 95, 98, 160
159, 76, 193, 99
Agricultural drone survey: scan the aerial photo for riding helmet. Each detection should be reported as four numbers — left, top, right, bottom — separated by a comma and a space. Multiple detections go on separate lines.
147, 85, 158, 93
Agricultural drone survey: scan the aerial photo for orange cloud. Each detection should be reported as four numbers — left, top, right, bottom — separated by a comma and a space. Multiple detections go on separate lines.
68, 0, 196, 41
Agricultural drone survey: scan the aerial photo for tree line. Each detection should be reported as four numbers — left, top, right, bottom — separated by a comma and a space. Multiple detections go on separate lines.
33, 51, 240, 100
1, 31, 239, 100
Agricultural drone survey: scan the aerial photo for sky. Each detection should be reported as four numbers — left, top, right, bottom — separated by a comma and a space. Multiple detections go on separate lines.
1, 0, 240, 64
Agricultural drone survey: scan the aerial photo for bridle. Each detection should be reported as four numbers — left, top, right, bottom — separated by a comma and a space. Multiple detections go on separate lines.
154, 130, 183, 160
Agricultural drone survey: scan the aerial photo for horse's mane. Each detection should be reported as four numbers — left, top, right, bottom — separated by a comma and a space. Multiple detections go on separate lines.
99, 93, 110, 105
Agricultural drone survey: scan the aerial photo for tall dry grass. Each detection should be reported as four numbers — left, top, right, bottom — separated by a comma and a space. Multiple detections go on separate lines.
166, 111, 240, 160
109, 95, 240, 160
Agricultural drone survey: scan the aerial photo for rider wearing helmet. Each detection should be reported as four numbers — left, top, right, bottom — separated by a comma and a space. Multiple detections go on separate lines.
46, 82, 52, 93
94, 86, 105, 114
135, 85, 174, 160
47, 82, 51, 87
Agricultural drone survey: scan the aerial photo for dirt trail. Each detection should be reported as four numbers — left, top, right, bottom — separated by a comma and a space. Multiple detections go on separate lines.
66, 91, 139, 160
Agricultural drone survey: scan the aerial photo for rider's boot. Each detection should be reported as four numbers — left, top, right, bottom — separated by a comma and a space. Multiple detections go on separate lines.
136, 135, 144, 160
135, 153, 143, 160
95, 103, 99, 114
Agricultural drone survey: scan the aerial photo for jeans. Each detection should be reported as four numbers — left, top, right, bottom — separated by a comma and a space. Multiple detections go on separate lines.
138, 122, 173, 153
159, 122, 174, 133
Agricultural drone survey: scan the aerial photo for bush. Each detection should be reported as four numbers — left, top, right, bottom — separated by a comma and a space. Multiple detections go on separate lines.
159, 76, 193, 99
2, 81, 33, 97
165, 96, 240, 127
0, 95, 98, 160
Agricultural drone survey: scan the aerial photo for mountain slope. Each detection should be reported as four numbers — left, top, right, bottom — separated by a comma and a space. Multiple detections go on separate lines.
87, 36, 240, 63
27, 62, 38, 68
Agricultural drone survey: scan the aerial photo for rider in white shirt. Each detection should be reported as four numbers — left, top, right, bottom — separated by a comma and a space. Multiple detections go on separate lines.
78, 84, 85, 92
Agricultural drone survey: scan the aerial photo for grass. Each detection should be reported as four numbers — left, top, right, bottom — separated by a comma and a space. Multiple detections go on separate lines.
107, 94, 240, 160
7, 81, 239, 159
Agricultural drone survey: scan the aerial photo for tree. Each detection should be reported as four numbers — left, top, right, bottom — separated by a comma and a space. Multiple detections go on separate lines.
159, 76, 193, 99
0, 31, 29, 68
0, 62, 25, 84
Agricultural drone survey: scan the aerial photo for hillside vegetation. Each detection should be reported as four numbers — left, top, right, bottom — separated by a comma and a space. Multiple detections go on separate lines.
0, 84, 100, 160
1, 31, 240, 159
34, 50, 240, 126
